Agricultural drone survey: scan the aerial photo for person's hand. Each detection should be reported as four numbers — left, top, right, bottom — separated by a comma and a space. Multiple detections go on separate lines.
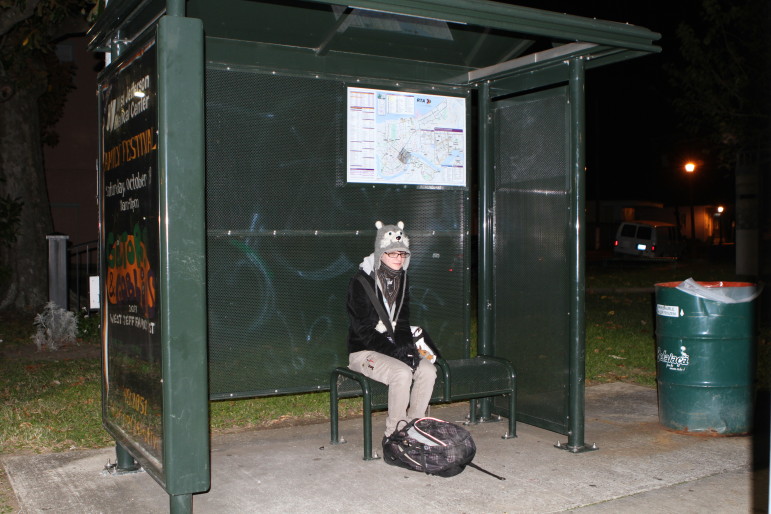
392, 342, 418, 369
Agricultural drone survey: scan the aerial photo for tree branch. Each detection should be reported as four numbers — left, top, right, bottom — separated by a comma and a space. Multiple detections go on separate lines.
0, 0, 44, 38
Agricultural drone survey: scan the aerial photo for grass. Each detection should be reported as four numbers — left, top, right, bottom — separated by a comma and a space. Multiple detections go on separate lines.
586, 291, 658, 386
0, 359, 109, 453
210, 393, 360, 433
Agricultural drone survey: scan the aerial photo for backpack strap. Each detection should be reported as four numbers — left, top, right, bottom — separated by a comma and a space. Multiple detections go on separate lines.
467, 462, 506, 481
356, 274, 395, 341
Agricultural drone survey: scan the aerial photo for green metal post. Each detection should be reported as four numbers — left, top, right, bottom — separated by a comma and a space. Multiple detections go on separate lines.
477, 82, 494, 420
464, 189, 472, 358
478, 81, 493, 358
115, 442, 138, 471
170, 494, 192, 513
167, 0, 184, 17
157, 14, 210, 499
567, 57, 588, 452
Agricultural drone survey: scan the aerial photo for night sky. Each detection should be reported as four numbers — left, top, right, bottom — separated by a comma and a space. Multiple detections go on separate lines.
509, 0, 731, 207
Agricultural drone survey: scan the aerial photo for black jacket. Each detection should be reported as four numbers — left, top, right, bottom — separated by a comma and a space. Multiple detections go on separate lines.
346, 269, 413, 357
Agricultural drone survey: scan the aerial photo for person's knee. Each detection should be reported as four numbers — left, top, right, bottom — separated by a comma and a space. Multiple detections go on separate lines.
390, 365, 413, 387
416, 361, 437, 380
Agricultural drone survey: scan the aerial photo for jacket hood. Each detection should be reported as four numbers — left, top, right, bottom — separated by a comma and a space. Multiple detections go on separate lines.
359, 253, 376, 275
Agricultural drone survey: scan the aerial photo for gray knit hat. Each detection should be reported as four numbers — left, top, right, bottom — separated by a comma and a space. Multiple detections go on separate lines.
374, 220, 411, 270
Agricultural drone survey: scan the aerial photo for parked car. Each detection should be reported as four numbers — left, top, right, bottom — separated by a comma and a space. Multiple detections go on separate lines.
613, 221, 683, 258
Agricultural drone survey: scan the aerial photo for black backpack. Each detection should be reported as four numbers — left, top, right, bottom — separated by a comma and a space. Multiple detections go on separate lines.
382, 417, 477, 477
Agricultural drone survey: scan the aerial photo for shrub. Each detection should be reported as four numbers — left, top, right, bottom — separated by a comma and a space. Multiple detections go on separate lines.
32, 302, 78, 351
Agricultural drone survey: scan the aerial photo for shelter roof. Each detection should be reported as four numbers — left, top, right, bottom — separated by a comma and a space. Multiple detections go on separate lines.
88, 0, 660, 84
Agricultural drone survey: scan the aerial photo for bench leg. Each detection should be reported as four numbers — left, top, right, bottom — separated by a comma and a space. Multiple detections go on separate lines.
467, 398, 495, 424
504, 392, 517, 439
468, 399, 478, 424
362, 393, 376, 460
330, 373, 343, 444
466, 396, 516, 439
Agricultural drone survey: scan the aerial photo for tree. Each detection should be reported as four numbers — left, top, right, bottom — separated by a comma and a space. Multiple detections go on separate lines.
667, 0, 771, 170
0, 0, 96, 310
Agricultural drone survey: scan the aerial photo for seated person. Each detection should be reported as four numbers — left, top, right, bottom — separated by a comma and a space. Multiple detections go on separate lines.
346, 221, 441, 445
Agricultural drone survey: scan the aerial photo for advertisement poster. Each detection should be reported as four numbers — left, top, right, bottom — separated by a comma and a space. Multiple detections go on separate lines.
98, 37, 162, 467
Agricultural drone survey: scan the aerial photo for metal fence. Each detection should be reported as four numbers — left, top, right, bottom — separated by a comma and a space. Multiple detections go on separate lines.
67, 240, 98, 313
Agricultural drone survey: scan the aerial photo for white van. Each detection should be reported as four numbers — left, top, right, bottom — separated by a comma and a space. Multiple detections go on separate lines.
613, 221, 683, 258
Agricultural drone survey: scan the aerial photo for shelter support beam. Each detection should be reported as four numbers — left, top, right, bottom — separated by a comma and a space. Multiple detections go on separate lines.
115, 442, 139, 471
478, 81, 494, 359
167, 0, 184, 17
564, 57, 593, 453
467, 42, 597, 84
477, 82, 494, 420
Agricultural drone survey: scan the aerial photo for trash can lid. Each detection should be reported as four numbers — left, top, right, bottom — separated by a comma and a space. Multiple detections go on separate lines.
656, 278, 761, 304
655, 280, 755, 288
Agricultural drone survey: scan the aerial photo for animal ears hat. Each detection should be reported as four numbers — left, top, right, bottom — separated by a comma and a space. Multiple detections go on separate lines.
374, 220, 411, 271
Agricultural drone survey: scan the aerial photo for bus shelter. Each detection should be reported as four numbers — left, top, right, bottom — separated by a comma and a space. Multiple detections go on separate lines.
88, 1, 660, 510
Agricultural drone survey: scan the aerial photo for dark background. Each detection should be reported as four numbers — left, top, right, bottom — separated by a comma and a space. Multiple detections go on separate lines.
512, 0, 728, 207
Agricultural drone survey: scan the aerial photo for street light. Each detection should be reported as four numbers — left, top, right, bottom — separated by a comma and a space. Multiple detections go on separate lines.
684, 162, 696, 240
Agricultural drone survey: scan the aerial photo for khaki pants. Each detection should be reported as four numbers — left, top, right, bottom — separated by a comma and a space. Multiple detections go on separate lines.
348, 350, 437, 436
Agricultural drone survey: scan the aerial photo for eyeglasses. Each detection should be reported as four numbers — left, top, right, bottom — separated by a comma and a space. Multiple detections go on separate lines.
384, 251, 409, 258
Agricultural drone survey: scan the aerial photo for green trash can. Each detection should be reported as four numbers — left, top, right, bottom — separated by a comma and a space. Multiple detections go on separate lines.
655, 279, 760, 435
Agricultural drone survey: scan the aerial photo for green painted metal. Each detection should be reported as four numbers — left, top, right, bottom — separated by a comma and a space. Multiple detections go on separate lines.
115, 442, 139, 471
478, 80, 493, 358
488, 83, 572, 436
170, 494, 193, 514
476, 81, 494, 421
157, 15, 210, 495
489, 67, 571, 99
167, 0, 184, 17
655, 282, 758, 435
567, 58, 588, 452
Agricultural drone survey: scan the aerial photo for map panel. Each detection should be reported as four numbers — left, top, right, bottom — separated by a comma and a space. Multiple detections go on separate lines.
347, 87, 467, 187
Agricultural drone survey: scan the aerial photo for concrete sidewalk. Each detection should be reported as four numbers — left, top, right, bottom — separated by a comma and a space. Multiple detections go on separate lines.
2, 382, 768, 513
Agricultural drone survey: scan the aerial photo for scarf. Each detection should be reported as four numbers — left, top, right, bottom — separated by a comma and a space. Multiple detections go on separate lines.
376, 263, 403, 310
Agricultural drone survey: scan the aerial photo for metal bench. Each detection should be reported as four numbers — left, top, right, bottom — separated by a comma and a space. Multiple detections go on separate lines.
330, 356, 517, 460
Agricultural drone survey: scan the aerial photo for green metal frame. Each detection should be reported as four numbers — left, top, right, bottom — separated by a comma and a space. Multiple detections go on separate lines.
567, 58, 589, 452
156, 14, 210, 500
